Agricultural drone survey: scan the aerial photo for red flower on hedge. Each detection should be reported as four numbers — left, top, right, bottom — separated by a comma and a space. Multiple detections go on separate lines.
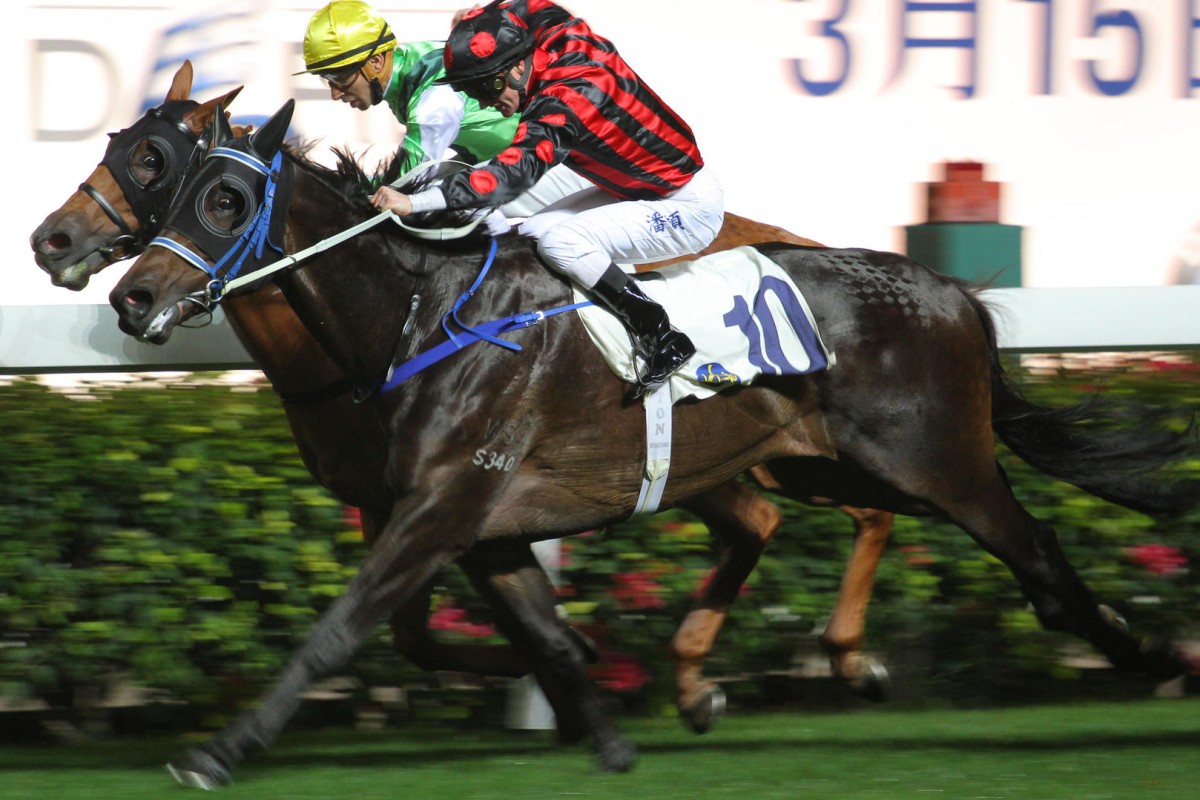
1125, 543, 1187, 576
429, 600, 499, 638
590, 651, 650, 692
610, 570, 666, 609
900, 545, 935, 567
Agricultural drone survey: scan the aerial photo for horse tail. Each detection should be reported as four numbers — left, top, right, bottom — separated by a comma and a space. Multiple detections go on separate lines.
962, 289, 1200, 518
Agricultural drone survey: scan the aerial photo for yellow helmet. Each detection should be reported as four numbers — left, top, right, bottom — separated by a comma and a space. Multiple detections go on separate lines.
299, 0, 396, 75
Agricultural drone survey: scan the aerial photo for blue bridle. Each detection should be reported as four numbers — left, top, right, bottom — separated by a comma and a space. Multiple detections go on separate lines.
147, 145, 286, 302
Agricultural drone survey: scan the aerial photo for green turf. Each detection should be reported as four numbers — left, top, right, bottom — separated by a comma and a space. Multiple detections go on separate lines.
1, 700, 1198, 799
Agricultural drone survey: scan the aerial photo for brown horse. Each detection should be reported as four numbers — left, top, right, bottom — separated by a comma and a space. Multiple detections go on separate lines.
108, 100, 1198, 787
28, 62, 892, 735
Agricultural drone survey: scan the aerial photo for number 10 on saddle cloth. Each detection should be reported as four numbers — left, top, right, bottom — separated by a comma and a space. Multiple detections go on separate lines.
575, 245, 835, 404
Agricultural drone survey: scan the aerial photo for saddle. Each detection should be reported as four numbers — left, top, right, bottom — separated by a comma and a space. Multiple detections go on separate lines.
575, 246, 835, 404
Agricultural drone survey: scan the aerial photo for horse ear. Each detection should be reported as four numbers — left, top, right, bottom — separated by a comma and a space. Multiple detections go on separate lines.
187, 86, 244, 136
249, 99, 295, 160
166, 60, 194, 102
211, 103, 234, 147
216, 85, 243, 111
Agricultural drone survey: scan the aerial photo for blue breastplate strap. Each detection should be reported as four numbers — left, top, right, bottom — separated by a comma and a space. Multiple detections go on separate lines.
380, 300, 592, 393
379, 238, 593, 393
443, 238, 509, 351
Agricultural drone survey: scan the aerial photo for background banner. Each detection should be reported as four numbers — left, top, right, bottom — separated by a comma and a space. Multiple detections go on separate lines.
16, 0, 1200, 308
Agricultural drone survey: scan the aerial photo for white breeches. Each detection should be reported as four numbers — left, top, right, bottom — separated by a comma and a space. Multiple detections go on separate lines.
502, 166, 725, 289
499, 164, 595, 219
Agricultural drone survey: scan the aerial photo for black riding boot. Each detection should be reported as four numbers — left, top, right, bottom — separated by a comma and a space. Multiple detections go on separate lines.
591, 264, 695, 399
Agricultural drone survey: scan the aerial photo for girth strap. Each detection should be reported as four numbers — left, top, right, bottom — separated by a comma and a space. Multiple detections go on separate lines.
631, 386, 673, 516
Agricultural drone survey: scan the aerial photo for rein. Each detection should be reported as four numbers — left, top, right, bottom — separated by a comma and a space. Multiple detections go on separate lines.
221, 157, 493, 292
223, 208, 396, 296
153, 154, 488, 302
150, 143, 593, 397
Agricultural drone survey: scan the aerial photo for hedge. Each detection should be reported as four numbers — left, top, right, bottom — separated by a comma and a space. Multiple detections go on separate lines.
0, 355, 1197, 726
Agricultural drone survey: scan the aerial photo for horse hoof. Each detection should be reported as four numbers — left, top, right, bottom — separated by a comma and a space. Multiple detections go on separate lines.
834, 654, 890, 703
1099, 604, 1130, 634
849, 661, 890, 704
597, 737, 637, 773
679, 685, 726, 734
166, 749, 233, 790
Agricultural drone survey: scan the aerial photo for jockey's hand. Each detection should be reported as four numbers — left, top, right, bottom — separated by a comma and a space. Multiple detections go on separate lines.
451, 4, 483, 27
372, 186, 413, 216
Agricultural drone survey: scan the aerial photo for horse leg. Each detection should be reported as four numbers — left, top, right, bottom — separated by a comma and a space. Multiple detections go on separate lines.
167, 494, 633, 787
941, 477, 1186, 680
373, 508, 525, 676
373, 506, 598, 742
841, 418, 1186, 683
673, 480, 781, 733
457, 542, 630, 762
387, 558, 600, 742
166, 500, 483, 788
818, 506, 893, 702
387, 575, 531, 677
747, 465, 893, 700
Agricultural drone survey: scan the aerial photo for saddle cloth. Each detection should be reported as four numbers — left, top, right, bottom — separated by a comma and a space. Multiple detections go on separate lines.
573, 245, 835, 403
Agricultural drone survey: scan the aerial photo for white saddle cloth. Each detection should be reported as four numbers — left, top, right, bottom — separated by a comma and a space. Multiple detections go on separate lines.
573, 245, 835, 403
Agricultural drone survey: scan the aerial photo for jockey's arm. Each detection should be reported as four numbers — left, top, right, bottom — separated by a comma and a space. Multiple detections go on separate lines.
372, 186, 415, 216
397, 85, 467, 177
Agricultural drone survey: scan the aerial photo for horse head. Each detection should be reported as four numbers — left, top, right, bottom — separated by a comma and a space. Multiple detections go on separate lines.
110, 99, 296, 343
30, 60, 243, 290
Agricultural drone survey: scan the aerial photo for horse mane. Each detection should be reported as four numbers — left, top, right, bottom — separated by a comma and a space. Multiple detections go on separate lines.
280, 141, 490, 251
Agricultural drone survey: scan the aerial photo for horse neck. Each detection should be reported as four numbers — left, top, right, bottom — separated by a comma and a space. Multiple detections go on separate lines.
269, 164, 443, 385
224, 286, 346, 396
266, 159, 569, 388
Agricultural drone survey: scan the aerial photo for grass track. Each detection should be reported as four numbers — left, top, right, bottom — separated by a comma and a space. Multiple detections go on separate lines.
1, 699, 1198, 799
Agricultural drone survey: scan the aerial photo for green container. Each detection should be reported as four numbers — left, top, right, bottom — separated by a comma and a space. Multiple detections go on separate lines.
904, 223, 1023, 288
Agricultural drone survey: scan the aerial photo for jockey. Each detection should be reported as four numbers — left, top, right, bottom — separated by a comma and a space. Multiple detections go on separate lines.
297, 0, 520, 176
370, 0, 725, 398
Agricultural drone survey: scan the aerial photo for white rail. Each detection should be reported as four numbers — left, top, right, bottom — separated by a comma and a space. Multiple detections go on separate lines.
2, 287, 1198, 374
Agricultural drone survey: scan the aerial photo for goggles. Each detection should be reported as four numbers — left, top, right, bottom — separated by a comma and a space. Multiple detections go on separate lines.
452, 72, 508, 103
317, 65, 363, 91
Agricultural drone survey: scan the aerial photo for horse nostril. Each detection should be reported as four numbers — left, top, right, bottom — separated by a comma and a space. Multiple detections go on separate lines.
46, 232, 71, 252
115, 288, 156, 320
127, 289, 154, 309
32, 231, 72, 256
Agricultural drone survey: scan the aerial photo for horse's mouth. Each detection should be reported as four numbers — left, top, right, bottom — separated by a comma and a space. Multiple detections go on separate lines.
142, 304, 184, 344
35, 250, 105, 291
50, 259, 101, 290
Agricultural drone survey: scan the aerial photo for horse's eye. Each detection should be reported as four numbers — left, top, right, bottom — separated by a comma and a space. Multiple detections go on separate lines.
140, 148, 164, 173
202, 184, 250, 232
129, 140, 168, 187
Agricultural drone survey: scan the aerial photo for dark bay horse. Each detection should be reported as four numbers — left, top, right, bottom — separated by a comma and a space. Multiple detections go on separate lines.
29, 62, 892, 737
109, 99, 1198, 787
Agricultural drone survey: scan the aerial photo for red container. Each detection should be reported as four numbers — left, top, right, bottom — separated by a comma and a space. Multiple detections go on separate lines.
924, 161, 1001, 223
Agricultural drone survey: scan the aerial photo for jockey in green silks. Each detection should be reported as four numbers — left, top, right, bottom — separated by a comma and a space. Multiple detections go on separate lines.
297, 0, 518, 177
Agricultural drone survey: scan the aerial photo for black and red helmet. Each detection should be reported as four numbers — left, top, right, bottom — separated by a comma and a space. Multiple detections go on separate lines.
436, 3, 534, 87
